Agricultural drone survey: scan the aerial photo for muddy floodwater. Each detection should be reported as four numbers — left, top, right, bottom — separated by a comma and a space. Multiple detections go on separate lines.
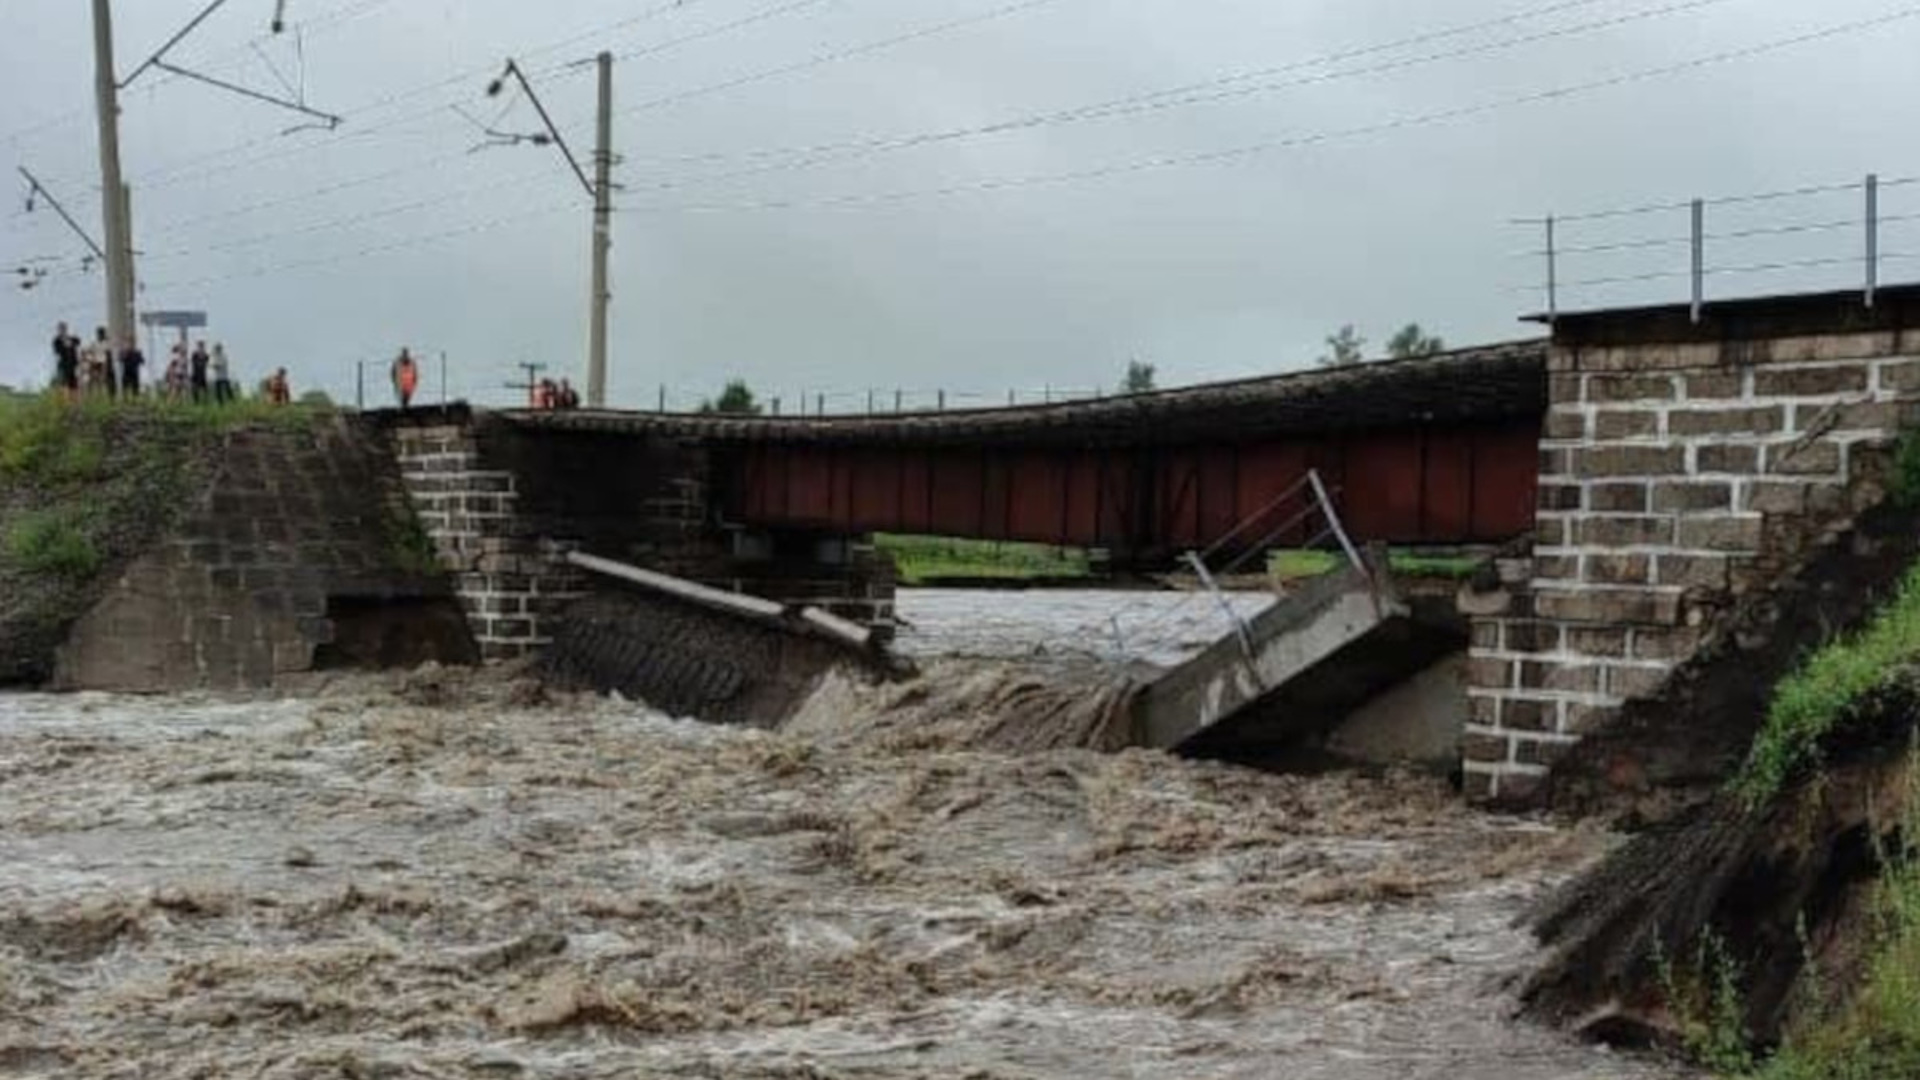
0, 591, 1690, 1078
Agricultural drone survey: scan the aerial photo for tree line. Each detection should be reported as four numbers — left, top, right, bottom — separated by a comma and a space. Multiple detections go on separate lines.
687, 322, 1444, 414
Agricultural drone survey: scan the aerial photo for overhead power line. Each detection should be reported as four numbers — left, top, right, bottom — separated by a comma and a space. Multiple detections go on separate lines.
613, 0, 1635, 172
615, 4, 1920, 215
616, 0, 1743, 197
114, 0, 822, 195
0, 0, 395, 147
144, 200, 579, 294
131, 0, 1660, 241
605, 0, 1075, 121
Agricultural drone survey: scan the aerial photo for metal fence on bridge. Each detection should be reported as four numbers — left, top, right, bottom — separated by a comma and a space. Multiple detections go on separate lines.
1514, 172, 1920, 321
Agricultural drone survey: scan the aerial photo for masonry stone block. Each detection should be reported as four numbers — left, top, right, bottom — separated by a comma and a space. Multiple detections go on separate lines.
1504, 620, 1561, 652
1684, 372, 1745, 399
1755, 365, 1870, 397
1467, 657, 1515, 690
1514, 735, 1577, 768
1587, 553, 1652, 585
1587, 374, 1677, 402
1545, 412, 1588, 440
1534, 554, 1579, 580
1548, 374, 1583, 401
1577, 516, 1673, 547
1669, 406, 1786, 437
1745, 481, 1809, 514
1675, 516, 1765, 552
1878, 359, 1920, 393
1521, 660, 1601, 694
1652, 481, 1734, 514
1576, 445, 1687, 478
1566, 626, 1629, 657
1590, 482, 1649, 513
1540, 483, 1583, 511
1500, 697, 1558, 732
1534, 588, 1680, 626
1766, 440, 1843, 476
1462, 733, 1512, 766
1596, 410, 1660, 439
1656, 553, 1730, 589
1697, 444, 1760, 474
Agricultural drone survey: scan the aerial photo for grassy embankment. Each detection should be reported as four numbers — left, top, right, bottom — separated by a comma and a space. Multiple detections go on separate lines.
1268, 548, 1482, 582
874, 533, 1483, 587
0, 390, 326, 683
873, 534, 1092, 586
1673, 437, 1920, 1079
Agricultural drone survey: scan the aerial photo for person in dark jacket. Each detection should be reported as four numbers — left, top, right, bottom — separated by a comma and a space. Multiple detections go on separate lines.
118, 338, 145, 397
189, 340, 210, 404
50, 322, 80, 400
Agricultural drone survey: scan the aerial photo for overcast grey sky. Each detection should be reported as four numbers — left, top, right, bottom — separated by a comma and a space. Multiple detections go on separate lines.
2, 0, 1915, 408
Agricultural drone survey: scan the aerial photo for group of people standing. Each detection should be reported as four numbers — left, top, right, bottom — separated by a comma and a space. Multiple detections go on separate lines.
50, 321, 240, 404
532, 376, 582, 411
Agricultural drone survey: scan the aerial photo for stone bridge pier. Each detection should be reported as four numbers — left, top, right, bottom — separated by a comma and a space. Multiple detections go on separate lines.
382, 406, 895, 662
1461, 288, 1920, 805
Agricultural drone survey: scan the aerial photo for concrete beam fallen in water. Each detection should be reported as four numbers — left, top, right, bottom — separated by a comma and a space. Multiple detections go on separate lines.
566, 550, 872, 651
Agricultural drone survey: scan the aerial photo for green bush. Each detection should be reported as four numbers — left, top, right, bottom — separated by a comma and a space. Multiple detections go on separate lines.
3, 510, 99, 578
1735, 566, 1920, 805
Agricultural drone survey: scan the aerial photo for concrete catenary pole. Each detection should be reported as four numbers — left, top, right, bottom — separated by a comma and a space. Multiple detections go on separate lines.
587, 51, 613, 408
91, 0, 137, 347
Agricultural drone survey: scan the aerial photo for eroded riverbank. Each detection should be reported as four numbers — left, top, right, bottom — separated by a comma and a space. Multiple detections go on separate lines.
0, 661, 1685, 1079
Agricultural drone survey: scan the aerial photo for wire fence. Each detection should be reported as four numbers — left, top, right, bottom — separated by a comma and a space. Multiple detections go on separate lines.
638, 382, 1115, 416
1512, 172, 1920, 319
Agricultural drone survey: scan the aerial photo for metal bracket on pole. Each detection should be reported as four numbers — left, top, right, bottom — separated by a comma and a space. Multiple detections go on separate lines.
152, 61, 341, 128
1867, 173, 1880, 309
121, 0, 238, 89
16, 167, 107, 262
1690, 198, 1705, 324
491, 60, 594, 199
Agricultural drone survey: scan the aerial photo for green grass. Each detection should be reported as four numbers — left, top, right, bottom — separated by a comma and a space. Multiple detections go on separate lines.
2, 508, 100, 578
875, 533, 1092, 586
1267, 547, 1483, 582
1889, 428, 1920, 511
1740, 755, 1920, 1080
1733, 565, 1920, 806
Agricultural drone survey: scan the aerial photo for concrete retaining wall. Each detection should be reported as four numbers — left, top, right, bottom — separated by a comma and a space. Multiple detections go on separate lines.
1462, 327, 1918, 803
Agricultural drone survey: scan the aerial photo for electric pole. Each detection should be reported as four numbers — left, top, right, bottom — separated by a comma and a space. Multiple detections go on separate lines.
588, 51, 613, 409
91, 0, 136, 348
89, 1, 340, 350
488, 56, 615, 409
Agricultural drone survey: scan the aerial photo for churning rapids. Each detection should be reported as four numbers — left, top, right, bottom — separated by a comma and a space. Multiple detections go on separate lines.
0, 590, 1689, 1078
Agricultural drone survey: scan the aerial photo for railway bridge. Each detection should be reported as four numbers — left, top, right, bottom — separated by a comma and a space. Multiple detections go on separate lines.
498, 339, 1546, 567
384, 284, 1920, 805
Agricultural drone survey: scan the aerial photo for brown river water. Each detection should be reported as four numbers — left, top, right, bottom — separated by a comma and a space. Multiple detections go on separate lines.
0, 591, 1692, 1079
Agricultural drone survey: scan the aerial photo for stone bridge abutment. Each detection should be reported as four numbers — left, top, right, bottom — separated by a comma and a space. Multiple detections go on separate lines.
1460, 289, 1920, 804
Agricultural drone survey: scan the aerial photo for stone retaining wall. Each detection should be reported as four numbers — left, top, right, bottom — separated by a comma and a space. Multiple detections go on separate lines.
55, 417, 468, 691
1463, 330, 1918, 802
388, 421, 587, 662
385, 409, 898, 663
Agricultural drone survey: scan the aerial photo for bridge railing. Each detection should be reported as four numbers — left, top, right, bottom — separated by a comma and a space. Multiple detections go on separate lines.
1108, 467, 1368, 662
1513, 171, 1920, 321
